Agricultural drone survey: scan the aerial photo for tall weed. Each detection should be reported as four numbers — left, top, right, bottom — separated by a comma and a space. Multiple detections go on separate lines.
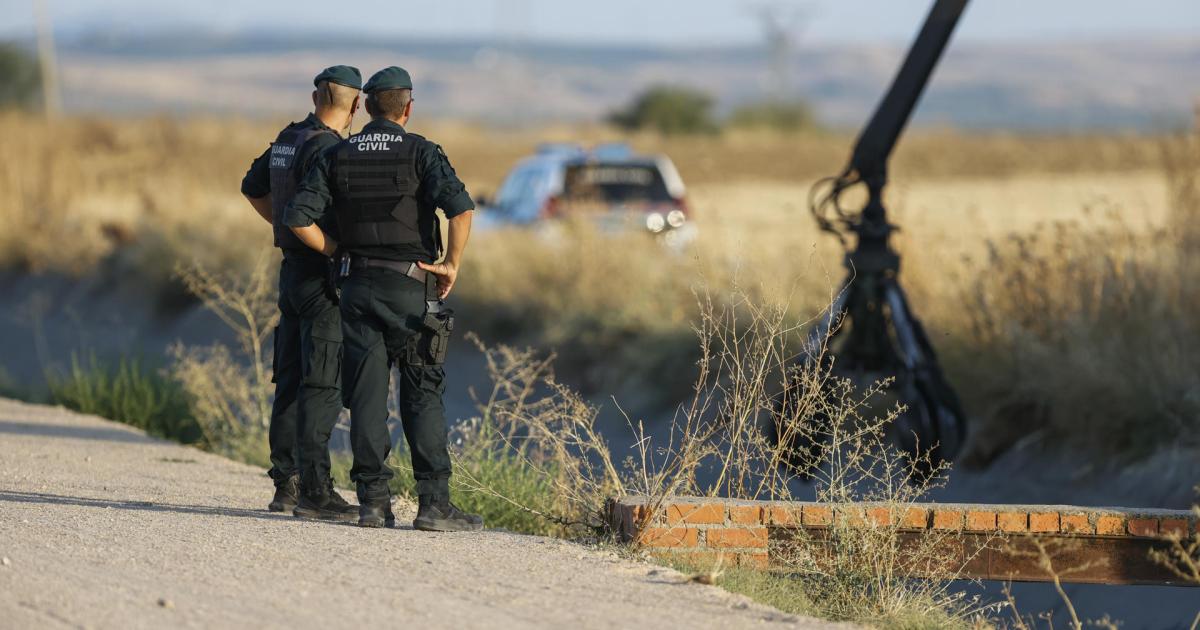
168, 256, 278, 464
448, 287, 991, 627
48, 352, 201, 443
952, 132, 1200, 462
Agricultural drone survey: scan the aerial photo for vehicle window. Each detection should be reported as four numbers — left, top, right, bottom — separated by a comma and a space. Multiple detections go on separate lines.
496, 168, 538, 210
561, 163, 672, 204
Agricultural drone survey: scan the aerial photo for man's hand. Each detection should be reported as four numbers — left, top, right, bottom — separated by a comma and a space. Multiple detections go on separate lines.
417, 261, 458, 299
421, 210, 473, 300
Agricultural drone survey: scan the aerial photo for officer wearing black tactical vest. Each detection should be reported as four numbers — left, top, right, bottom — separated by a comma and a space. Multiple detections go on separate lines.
284, 66, 483, 531
241, 65, 362, 521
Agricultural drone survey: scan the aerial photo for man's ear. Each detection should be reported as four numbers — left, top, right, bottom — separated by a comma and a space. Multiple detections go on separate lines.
352, 95, 361, 114
312, 90, 319, 108
404, 99, 413, 119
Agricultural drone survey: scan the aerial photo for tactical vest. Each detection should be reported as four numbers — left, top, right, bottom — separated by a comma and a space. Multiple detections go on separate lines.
268, 123, 336, 250
330, 130, 438, 256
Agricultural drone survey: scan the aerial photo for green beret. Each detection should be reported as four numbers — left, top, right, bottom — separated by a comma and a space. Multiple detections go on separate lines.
364, 66, 413, 93
313, 65, 362, 90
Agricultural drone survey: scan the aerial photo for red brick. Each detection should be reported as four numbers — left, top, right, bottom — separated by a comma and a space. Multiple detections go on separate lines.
997, 512, 1028, 532
803, 505, 833, 526
1127, 518, 1159, 537
707, 528, 768, 549
1096, 515, 1124, 536
738, 552, 770, 569
1060, 513, 1091, 534
1159, 518, 1189, 539
841, 507, 868, 527
1029, 512, 1060, 533
868, 507, 891, 527
729, 505, 762, 525
768, 505, 800, 526
901, 507, 930, 529
965, 511, 997, 531
932, 509, 964, 530
666, 503, 725, 525
640, 527, 699, 547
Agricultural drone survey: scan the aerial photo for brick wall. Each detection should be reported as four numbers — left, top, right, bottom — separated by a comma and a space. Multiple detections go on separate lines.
609, 496, 1200, 583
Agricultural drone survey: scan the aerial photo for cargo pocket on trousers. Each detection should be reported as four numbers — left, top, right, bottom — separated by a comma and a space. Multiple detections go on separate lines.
303, 318, 343, 389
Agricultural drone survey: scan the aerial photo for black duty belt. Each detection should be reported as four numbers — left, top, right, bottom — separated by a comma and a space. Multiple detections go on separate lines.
350, 256, 428, 283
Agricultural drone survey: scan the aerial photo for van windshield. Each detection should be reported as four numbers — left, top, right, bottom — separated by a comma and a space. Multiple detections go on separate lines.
562, 163, 673, 204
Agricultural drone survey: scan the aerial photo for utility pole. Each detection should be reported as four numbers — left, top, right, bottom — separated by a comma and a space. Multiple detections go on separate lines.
748, 1, 809, 102
34, 0, 61, 118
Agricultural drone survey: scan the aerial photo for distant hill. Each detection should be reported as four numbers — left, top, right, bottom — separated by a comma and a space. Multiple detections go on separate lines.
38, 30, 1200, 130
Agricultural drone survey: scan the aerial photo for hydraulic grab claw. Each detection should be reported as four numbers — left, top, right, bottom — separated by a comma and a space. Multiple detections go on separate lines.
773, 0, 970, 481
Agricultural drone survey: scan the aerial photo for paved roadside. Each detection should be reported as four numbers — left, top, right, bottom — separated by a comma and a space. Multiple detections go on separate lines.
0, 399, 838, 629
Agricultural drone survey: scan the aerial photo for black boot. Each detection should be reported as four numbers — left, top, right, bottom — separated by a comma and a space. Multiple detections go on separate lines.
413, 495, 484, 532
268, 474, 299, 513
352, 484, 396, 528
293, 479, 359, 522
358, 497, 396, 528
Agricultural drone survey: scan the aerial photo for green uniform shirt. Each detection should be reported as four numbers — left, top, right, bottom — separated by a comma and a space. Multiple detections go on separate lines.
240, 113, 341, 199
283, 119, 474, 263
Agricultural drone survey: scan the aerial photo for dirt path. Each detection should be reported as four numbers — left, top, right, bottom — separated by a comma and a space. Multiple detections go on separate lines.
0, 399, 839, 630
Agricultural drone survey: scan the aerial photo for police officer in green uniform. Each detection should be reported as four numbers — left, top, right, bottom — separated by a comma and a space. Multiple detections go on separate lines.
284, 66, 483, 531
241, 65, 362, 521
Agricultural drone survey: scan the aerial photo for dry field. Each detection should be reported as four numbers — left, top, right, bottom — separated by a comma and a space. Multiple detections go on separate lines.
0, 112, 1196, 462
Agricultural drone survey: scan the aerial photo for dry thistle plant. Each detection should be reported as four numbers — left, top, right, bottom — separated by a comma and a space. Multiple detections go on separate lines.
449, 336, 627, 532
454, 281, 992, 625
994, 530, 1147, 630
1149, 489, 1200, 586
168, 255, 279, 458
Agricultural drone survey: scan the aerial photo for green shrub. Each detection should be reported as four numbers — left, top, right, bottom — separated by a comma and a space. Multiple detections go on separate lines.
0, 43, 40, 110
387, 421, 568, 537
608, 86, 718, 135
727, 100, 818, 132
48, 352, 202, 444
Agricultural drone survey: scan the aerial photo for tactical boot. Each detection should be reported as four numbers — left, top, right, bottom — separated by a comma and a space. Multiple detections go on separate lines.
293, 480, 359, 522
358, 496, 396, 528
413, 495, 484, 532
268, 474, 300, 513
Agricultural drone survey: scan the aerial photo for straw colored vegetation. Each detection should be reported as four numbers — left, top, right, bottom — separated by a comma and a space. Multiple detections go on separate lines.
2, 111, 1196, 463
19, 111, 1198, 627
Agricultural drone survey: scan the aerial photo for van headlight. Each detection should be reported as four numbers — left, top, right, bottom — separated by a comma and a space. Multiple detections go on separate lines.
645, 212, 666, 233
666, 209, 686, 228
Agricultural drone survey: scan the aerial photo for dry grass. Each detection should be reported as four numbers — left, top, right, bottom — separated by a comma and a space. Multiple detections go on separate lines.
167, 256, 278, 464
0, 111, 1170, 276
947, 132, 1200, 462
14, 111, 1188, 626
0, 110, 1193, 461
447, 284, 998, 627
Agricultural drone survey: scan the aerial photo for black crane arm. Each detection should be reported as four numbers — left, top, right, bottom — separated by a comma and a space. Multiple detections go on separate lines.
813, 0, 969, 240
850, 0, 969, 186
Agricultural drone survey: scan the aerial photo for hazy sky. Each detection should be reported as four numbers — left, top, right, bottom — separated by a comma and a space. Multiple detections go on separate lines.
3, 0, 1198, 45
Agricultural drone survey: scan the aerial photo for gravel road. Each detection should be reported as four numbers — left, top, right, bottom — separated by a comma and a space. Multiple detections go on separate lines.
0, 399, 839, 630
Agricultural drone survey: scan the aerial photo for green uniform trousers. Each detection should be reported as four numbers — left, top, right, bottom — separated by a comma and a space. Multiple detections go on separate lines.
268, 255, 344, 493
339, 267, 452, 500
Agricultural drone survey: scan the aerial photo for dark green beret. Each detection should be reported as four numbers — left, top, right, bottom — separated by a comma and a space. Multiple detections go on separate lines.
364, 66, 413, 93
313, 65, 362, 90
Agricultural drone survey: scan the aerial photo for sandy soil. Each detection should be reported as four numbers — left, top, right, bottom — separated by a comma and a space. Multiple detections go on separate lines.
0, 398, 841, 630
